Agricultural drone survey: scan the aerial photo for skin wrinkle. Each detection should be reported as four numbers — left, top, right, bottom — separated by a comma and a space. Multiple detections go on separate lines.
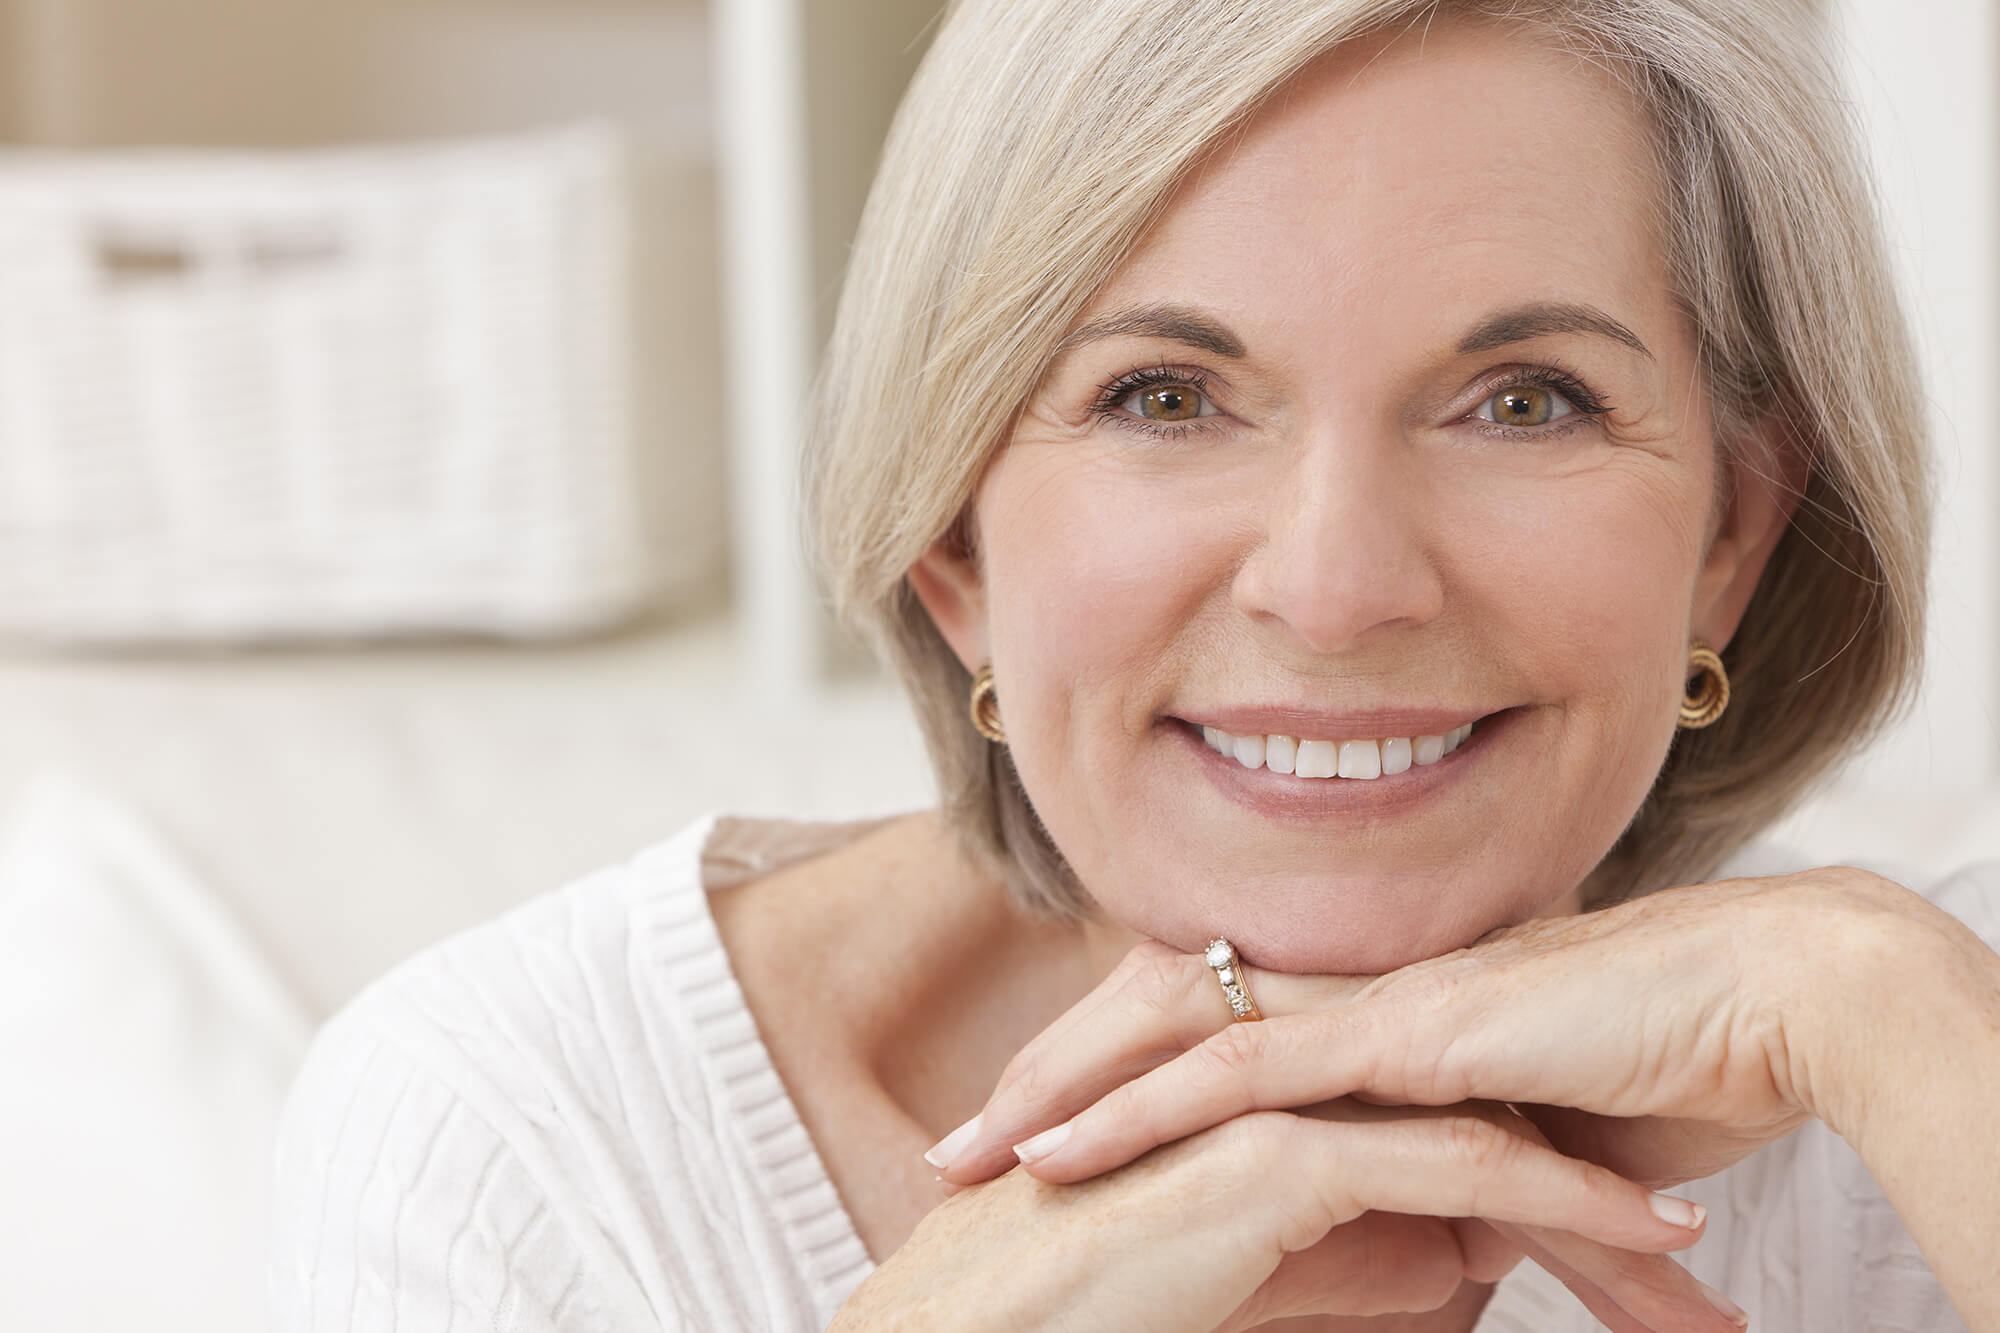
795, 8, 1974, 1330
913, 19, 1796, 978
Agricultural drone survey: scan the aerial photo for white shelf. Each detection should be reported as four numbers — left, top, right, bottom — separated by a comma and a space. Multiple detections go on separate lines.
711, 0, 942, 707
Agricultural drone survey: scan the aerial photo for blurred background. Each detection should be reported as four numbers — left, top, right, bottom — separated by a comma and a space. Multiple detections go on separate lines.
0, 0, 1989, 1329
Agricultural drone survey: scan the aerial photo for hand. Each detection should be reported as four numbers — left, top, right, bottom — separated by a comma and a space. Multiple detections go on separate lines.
838, 1096, 1726, 1333
938, 868, 1919, 1231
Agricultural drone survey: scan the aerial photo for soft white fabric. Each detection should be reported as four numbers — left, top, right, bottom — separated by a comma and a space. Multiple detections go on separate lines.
268, 814, 1990, 1332
0, 772, 315, 1333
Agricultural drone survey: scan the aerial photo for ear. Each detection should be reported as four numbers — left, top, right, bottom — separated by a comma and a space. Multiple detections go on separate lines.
1690, 413, 1811, 649
906, 523, 992, 672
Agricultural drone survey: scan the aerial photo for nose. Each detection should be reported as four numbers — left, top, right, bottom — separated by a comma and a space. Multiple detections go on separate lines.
1229, 428, 1446, 655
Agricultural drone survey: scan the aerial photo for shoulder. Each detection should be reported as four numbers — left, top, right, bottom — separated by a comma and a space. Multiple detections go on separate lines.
266, 813, 860, 1332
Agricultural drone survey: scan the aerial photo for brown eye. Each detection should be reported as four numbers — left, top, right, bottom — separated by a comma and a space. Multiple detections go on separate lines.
1124, 384, 1208, 422
1476, 384, 1574, 429
1496, 388, 1551, 426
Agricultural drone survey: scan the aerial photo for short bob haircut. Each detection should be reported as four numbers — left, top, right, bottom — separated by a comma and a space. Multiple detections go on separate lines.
804, 0, 1931, 916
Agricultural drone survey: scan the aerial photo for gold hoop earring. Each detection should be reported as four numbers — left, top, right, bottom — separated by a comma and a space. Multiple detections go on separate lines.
1679, 641, 1730, 729
969, 664, 1007, 744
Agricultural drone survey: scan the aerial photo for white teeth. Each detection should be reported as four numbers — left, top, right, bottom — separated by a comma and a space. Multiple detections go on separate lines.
1337, 739, 1382, 779
1294, 738, 1339, 779
1201, 719, 1480, 780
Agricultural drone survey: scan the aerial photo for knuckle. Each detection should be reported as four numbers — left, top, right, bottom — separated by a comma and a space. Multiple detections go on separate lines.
1115, 938, 1182, 988
995, 1051, 1064, 1119
1440, 1114, 1525, 1179
1206, 1106, 1290, 1165
988, 1047, 1060, 1125
1121, 940, 1223, 1018
1123, 942, 1208, 1019
1195, 1018, 1268, 1091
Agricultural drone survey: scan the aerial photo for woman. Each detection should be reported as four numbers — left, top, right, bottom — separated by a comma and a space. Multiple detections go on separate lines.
270, 0, 2000, 1329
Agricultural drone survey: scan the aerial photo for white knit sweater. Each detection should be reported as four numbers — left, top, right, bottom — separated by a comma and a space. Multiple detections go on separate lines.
267, 814, 1984, 1332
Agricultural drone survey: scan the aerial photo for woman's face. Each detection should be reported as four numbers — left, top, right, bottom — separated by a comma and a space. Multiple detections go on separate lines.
913, 19, 1795, 973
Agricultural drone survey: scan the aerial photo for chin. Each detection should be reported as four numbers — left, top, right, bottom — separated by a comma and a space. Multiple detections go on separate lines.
1147, 875, 1538, 976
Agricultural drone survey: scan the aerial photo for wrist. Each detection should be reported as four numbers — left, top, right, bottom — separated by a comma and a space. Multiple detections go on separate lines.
1781, 870, 2000, 1145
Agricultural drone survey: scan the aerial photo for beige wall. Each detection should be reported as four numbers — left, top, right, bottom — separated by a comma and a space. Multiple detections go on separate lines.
0, 0, 19, 139
0, 0, 370, 148
801, 0, 943, 350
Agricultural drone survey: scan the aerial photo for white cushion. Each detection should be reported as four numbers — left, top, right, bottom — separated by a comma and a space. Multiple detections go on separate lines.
0, 773, 312, 1333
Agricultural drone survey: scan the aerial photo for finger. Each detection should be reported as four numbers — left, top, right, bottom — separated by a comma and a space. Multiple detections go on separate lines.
933, 941, 1208, 1184
1499, 1227, 1664, 1333
1240, 1217, 1722, 1333
1007, 1000, 1507, 1180
1501, 1222, 1750, 1332
1452, 1217, 1526, 1285
1244, 1107, 1709, 1258
935, 939, 1363, 1183
1523, 1103, 1805, 1189
1220, 1212, 1475, 1329
1479, 1110, 1744, 1333
1228, 1213, 1736, 1333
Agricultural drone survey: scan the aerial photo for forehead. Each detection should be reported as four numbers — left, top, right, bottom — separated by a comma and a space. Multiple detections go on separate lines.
1093, 17, 1671, 357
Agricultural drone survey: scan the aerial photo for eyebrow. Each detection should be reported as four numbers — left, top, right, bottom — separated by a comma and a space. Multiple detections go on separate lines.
1052, 303, 1248, 360
1052, 298, 1650, 365
1455, 302, 1653, 360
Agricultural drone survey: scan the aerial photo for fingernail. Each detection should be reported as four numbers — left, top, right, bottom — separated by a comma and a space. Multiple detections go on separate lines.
1012, 1120, 1072, 1165
923, 1113, 982, 1169
1697, 1279, 1748, 1327
1648, 1191, 1705, 1230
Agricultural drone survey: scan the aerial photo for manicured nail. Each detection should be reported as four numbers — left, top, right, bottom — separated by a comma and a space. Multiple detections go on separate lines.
1648, 1191, 1705, 1230
924, 1113, 982, 1169
1697, 1279, 1748, 1327
1012, 1120, 1072, 1164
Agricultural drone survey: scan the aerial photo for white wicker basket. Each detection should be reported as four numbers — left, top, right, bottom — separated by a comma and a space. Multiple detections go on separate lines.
0, 123, 660, 644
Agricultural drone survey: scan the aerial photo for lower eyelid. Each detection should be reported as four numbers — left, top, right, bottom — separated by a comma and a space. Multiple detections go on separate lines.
1464, 414, 1595, 441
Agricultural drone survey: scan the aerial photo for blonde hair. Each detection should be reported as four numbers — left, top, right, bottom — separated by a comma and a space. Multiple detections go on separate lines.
803, 0, 1931, 914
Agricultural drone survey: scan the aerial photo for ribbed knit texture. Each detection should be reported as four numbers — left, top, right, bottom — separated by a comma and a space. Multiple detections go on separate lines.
268, 817, 1988, 1331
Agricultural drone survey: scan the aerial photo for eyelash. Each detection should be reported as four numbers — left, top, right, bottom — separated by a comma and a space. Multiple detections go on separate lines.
1086, 361, 1614, 441
1087, 363, 1223, 437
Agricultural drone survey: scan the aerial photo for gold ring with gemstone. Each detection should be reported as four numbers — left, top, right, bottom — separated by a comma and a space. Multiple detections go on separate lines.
1203, 938, 1263, 1022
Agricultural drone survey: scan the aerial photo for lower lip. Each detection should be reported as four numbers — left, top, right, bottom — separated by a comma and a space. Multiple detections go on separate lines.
1171, 711, 1510, 822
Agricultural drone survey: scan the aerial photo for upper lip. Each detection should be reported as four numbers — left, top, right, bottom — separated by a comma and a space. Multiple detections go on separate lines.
1178, 705, 1498, 739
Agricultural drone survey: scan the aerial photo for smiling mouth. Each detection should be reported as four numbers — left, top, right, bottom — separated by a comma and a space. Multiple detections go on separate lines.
1192, 718, 1484, 780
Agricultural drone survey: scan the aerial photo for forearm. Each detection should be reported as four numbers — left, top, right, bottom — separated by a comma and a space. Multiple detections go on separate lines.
1804, 893, 2000, 1329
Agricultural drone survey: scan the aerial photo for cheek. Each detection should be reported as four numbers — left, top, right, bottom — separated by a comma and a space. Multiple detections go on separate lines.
1443, 462, 1706, 850
976, 446, 1236, 854
1462, 464, 1704, 666
981, 445, 1228, 701
973, 433, 1713, 970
